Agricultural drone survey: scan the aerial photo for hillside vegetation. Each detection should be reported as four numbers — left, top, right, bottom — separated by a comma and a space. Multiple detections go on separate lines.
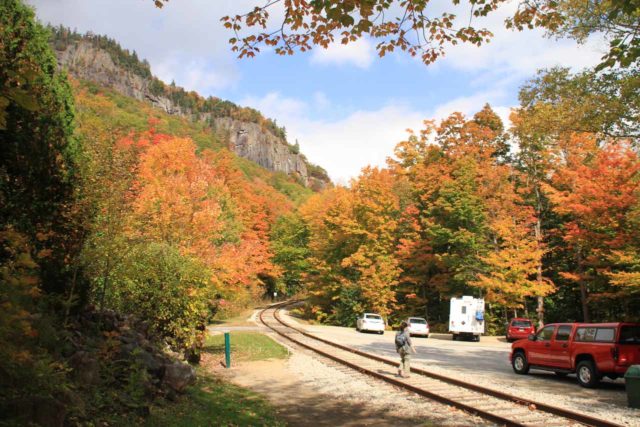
0, 2, 305, 424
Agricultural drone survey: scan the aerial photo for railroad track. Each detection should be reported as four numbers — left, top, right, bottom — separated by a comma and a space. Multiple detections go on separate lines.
259, 302, 622, 427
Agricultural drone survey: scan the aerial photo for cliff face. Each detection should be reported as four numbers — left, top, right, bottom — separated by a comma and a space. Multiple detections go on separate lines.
54, 41, 321, 187
210, 117, 308, 180
55, 41, 183, 115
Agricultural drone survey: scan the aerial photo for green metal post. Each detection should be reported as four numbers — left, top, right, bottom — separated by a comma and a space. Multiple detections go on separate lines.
224, 332, 231, 368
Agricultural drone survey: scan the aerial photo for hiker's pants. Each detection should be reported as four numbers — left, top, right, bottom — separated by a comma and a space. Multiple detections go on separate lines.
400, 350, 411, 376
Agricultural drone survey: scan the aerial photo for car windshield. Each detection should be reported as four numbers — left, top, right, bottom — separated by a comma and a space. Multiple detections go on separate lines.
619, 325, 640, 344
409, 318, 427, 324
365, 314, 382, 320
511, 320, 531, 328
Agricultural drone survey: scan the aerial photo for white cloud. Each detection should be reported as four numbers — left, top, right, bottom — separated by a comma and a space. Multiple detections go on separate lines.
310, 38, 375, 69
27, 0, 256, 95
243, 91, 514, 184
240, 92, 308, 124
433, 1, 605, 78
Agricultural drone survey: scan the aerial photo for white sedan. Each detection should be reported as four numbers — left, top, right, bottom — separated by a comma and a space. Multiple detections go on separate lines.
356, 313, 385, 334
407, 317, 430, 337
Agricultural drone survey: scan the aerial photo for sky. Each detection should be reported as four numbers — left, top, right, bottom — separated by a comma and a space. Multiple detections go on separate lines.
28, 0, 606, 184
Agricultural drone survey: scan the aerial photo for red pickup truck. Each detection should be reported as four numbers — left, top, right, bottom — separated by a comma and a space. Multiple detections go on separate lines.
510, 322, 640, 388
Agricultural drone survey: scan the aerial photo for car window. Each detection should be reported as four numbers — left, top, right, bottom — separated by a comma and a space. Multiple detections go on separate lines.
365, 314, 382, 320
619, 325, 640, 344
576, 327, 596, 342
555, 325, 572, 341
409, 318, 427, 324
537, 325, 555, 341
595, 328, 615, 342
461, 306, 467, 314
575, 327, 615, 342
511, 320, 532, 328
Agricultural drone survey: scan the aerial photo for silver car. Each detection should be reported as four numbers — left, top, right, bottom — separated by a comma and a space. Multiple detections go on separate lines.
356, 313, 385, 334
407, 317, 430, 337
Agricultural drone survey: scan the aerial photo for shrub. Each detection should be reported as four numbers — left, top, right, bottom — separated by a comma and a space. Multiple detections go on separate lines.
107, 243, 215, 353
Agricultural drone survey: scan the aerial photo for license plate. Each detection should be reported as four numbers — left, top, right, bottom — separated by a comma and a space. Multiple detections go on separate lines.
518, 328, 524, 331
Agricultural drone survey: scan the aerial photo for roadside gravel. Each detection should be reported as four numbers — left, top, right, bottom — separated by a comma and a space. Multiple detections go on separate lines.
265, 332, 491, 426
419, 360, 639, 427
280, 310, 640, 427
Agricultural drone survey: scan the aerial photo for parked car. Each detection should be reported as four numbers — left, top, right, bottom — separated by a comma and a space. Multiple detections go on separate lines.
356, 313, 385, 334
510, 322, 640, 388
407, 317, 430, 338
506, 318, 536, 342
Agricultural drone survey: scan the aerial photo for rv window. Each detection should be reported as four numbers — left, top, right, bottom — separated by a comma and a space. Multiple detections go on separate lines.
461, 306, 467, 314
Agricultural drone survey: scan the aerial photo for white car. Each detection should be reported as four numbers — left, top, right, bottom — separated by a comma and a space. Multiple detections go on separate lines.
407, 317, 430, 337
356, 313, 385, 334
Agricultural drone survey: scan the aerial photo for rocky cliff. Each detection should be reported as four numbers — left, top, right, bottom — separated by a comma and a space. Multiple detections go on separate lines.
52, 37, 327, 188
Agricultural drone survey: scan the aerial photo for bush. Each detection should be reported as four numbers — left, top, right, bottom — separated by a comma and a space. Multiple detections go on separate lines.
107, 243, 216, 353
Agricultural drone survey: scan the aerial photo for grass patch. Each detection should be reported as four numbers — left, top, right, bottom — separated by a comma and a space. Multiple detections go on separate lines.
205, 332, 288, 362
146, 368, 285, 427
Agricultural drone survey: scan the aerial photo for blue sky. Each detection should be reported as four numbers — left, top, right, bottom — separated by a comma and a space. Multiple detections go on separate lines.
28, 0, 605, 184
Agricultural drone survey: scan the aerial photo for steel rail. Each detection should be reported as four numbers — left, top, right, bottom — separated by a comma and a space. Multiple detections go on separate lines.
263, 301, 623, 427
259, 303, 523, 427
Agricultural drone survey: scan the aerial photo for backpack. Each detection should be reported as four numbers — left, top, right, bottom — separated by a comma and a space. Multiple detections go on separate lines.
395, 331, 407, 349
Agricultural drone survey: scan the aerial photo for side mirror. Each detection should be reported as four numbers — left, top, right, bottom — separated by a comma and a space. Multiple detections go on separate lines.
528, 334, 536, 341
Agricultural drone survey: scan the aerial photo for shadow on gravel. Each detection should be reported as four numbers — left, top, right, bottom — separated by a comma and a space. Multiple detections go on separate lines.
237, 376, 459, 427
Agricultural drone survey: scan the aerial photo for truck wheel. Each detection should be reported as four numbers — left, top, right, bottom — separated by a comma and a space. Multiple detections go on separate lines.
452, 334, 457, 341
576, 360, 600, 388
475, 335, 481, 342
512, 352, 529, 375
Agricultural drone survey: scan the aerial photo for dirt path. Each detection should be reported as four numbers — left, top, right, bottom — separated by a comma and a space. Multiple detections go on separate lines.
204, 339, 489, 426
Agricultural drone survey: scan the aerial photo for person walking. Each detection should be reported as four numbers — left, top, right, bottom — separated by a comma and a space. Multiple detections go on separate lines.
395, 321, 416, 378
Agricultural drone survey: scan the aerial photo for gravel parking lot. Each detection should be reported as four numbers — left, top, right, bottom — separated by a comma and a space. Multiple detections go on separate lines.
281, 310, 639, 426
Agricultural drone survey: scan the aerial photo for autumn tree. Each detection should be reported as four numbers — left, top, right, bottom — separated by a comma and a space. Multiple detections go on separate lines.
300, 167, 401, 323
1, 0, 82, 297
152, 0, 640, 69
270, 212, 311, 296
544, 139, 640, 321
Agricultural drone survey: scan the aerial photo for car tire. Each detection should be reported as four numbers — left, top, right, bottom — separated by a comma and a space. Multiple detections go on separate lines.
452, 334, 457, 341
512, 351, 529, 375
475, 335, 481, 342
379, 331, 384, 335
576, 360, 600, 388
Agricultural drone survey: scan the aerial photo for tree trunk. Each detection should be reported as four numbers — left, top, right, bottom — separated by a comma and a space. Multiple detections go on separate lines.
579, 282, 590, 322
534, 216, 545, 327
576, 248, 590, 322
536, 296, 544, 329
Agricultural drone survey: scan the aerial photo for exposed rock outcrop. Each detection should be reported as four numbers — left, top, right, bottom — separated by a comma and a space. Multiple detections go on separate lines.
210, 117, 308, 182
54, 41, 183, 115
53, 40, 325, 187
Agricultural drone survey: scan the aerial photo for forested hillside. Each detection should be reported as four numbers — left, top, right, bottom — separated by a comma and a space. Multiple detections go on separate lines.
0, 2, 315, 423
49, 26, 331, 189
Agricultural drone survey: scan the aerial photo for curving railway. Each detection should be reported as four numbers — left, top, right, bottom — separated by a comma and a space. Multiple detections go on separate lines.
259, 301, 623, 427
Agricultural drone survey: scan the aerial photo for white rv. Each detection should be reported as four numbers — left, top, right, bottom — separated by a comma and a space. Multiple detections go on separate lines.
449, 296, 485, 342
